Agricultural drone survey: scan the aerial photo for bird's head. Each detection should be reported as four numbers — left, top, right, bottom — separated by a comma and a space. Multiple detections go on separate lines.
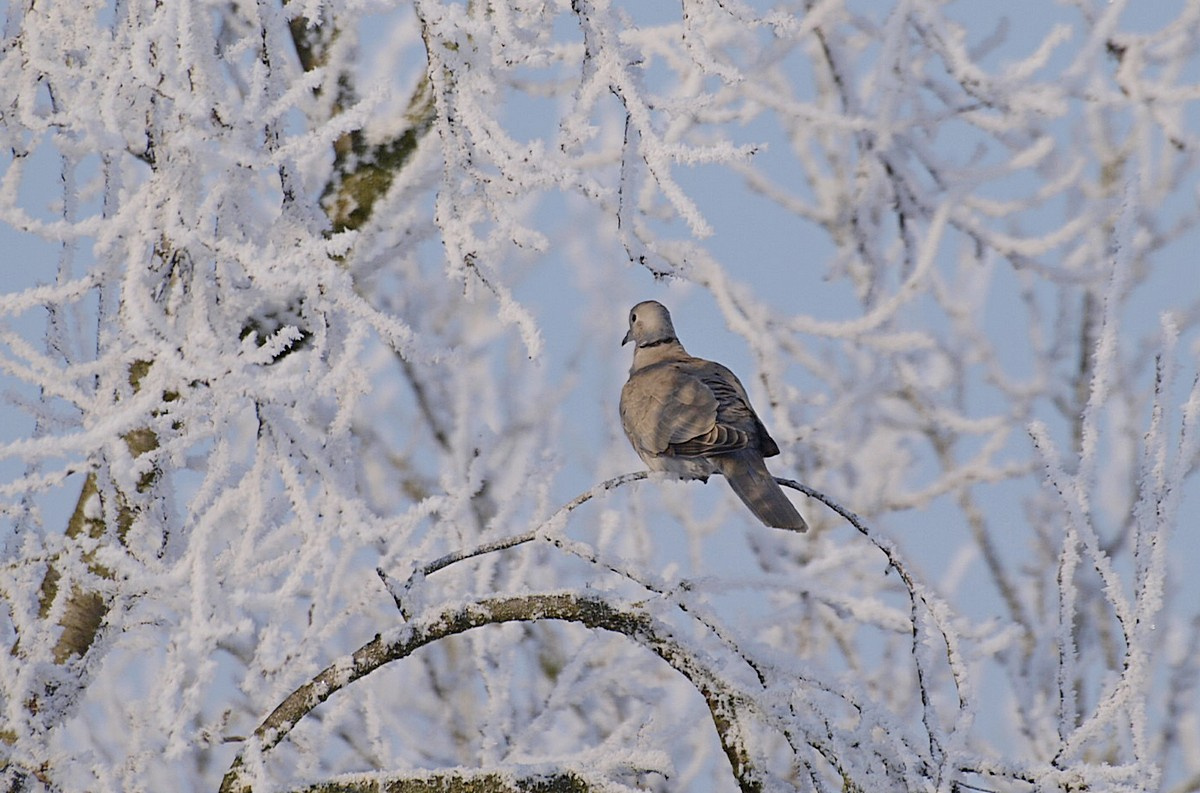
622, 300, 679, 347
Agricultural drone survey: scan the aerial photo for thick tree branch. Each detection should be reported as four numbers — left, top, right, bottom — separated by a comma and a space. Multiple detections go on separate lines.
289, 770, 593, 792
219, 591, 773, 793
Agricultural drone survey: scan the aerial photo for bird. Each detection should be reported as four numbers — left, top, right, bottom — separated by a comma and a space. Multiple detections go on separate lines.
619, 300, 808, 531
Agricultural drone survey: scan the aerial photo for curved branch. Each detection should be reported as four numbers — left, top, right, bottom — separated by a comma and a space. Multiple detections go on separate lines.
219, 592, 767, 793
373, 471, 969, 788
777, 477, 964, 779
380, 472, 648, 617
383, 472, 902, 784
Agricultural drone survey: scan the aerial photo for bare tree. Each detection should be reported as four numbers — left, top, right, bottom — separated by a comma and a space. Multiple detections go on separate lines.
0, 1, 1197, 791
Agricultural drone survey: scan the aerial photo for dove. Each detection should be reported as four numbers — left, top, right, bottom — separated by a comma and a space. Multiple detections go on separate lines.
619, 300, 808, 531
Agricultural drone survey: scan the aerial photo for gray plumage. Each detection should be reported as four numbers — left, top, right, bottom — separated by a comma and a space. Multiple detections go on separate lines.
619, 300, 808, 532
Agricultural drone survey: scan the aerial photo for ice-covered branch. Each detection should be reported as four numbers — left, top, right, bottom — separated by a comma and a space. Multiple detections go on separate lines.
777, 477, 969, 783
220, 592, 773, 793
383, 470, 978, 789
380, 472, 648, 617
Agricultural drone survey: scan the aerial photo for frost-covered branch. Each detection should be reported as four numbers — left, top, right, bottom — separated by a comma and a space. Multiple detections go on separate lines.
220, 592, 773, 793
287, 769, 597, 793
384, 471, 1016, 790
381, 472, 647, 617
778, 477, 969, 784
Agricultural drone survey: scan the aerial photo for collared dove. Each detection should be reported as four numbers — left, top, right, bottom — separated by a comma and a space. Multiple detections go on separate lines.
619, 300, 808, 531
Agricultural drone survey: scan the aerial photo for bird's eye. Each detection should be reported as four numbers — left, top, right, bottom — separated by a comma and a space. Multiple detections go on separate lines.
630, 312, 637, 324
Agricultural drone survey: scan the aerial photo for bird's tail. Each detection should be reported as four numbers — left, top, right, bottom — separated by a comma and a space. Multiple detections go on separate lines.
714, 450, 808, 531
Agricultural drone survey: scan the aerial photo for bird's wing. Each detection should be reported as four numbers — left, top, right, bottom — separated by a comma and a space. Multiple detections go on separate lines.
620, 362, 719, 455
670, 358, 778, 457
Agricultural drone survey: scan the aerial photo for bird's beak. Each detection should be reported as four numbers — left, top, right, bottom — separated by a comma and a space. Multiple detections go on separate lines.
621, 328, 633, 346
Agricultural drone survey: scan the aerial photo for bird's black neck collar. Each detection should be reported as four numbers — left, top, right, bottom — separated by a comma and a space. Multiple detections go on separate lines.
638, 337, 678, 349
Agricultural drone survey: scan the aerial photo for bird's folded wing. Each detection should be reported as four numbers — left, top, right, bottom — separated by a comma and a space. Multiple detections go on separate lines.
668, 360, 758, 456
668, 423, 750, 456
684, 359, 781, 458
621, 364, 718, 454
